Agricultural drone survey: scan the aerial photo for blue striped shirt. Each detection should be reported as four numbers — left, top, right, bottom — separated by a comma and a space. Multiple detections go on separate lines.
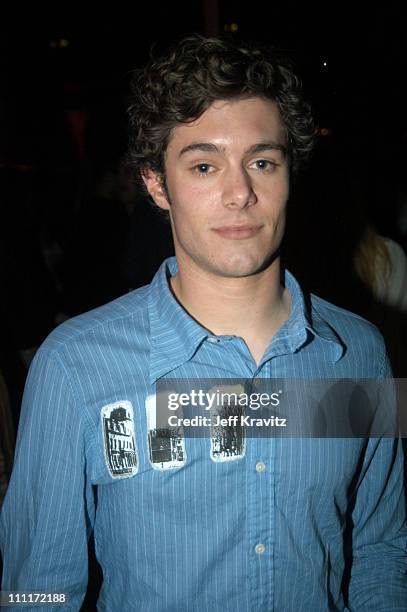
1, 257, 406, 611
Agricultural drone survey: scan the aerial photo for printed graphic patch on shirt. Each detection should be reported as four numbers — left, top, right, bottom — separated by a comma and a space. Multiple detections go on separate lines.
101, 401, 138, 478
209, 384, 246, 462
146, 393, 186, 470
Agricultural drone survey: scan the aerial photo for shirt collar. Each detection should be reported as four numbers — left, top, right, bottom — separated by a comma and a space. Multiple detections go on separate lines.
148, 257, 208, 382
266, 269, 345, 362
148, 257, 344, 382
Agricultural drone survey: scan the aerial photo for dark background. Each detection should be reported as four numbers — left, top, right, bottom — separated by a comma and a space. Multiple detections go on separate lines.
2, 2, 406, 189
2, 3, 406, 165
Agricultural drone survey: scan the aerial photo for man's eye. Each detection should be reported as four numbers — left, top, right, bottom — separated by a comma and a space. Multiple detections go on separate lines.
194, 163, 212, 175
251, 159, 276, 171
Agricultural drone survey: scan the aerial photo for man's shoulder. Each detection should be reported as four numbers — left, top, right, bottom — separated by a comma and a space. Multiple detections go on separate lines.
41, 284, 151, 357
310, 293, 386, 347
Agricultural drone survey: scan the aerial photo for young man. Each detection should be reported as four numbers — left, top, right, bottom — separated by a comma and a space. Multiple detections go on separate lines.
1, 36, 406, 611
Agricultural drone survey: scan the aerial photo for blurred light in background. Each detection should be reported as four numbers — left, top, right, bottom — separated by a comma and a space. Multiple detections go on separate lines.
224, 23, 239, 32
50, 39, 70, 49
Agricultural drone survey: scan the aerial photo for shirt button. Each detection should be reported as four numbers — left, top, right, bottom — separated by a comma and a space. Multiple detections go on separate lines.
255, 543, 266, 555
207, 336, 219, 343
255, 461, 266, 473
253, 378, 262, 387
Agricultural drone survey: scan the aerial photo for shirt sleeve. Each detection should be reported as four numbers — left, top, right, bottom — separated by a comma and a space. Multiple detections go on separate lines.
347, 365, 407, 610
0, 348, 94, 611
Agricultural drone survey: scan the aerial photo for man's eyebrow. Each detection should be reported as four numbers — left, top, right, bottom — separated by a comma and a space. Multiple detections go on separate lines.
178, 143, 224, 157
178, 141, 287, 157
245, 142, 287, 156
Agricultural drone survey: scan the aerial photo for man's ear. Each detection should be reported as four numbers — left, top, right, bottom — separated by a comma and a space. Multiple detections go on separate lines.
141, 168, 170, 210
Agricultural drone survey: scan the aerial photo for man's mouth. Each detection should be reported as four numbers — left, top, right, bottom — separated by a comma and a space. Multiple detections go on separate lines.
212, 225, 261, 239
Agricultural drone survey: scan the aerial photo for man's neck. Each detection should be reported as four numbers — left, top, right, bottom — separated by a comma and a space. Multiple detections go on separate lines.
169, 257, 291, 366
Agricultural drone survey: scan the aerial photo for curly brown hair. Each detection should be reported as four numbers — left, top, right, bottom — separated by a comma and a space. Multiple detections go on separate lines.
127, 35, 315, 185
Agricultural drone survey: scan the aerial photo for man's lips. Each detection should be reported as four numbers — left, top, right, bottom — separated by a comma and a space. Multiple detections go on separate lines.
212, 225, 262, 239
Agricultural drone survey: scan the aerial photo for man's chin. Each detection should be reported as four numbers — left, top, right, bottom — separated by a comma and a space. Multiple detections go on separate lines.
207, 254, 279, 279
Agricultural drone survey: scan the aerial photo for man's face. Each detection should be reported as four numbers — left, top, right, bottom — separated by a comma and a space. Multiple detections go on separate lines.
143, 96, 290, 279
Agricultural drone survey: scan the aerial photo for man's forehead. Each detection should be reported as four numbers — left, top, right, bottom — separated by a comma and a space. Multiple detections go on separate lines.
177, 141, 287, 158
166, 96, 287, 153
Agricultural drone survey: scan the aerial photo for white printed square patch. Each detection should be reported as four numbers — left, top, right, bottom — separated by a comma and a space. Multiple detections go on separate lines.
101, 401, 138, 478
145, 394, 186, 470
209, 383, 246, 463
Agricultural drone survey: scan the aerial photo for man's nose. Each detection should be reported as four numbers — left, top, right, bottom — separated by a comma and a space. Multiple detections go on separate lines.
222, 167, 257, 209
